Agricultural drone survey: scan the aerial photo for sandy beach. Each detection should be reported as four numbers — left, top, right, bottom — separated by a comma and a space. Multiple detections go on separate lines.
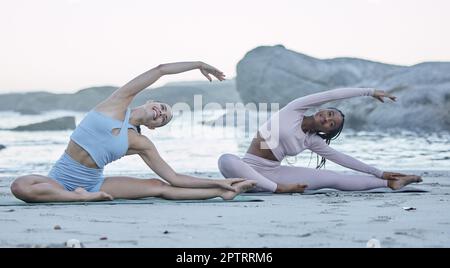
2, 0, 450, 252
1, 170, 449, 248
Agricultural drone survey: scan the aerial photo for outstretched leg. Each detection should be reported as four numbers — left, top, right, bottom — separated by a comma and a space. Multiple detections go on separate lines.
10, 174, 113, 203
100, 176, 256, 200
269, 166, 421, 191
217, 154, 422, 192
271, 166, 387, 191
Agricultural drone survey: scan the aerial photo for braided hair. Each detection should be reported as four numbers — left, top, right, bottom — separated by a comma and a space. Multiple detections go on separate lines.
315, 108, 345, 169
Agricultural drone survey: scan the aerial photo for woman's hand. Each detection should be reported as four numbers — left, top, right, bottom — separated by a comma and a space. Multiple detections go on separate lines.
372, 89, 397, 103
275, 183, 308, 193
199, 62, 226, 82
382, 171, 408, 180
216, 178, 246, 191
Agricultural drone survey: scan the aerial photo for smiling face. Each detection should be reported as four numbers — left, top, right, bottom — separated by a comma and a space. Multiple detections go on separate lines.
142, 100, 173, 129
313, 109, 344, 134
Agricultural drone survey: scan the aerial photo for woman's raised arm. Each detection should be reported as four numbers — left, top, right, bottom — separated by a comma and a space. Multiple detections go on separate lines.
96, 61, 225, 111
104, 61, 225, 109
283, 87, 396, 111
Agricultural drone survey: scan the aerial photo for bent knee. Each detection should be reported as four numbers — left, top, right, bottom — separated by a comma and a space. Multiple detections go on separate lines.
218, 154, 240, 169
144, 179, 169, 197
218, 154, 241, 176
10, 175, 34, 199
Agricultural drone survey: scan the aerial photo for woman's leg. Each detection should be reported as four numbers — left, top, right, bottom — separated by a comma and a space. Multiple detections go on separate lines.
269, 166, 388, 191
216, 154, 421, 192
218, 154, 278, 192
100, 176, 255, 200
10, 174, 113, 203
270, 166, 422, 191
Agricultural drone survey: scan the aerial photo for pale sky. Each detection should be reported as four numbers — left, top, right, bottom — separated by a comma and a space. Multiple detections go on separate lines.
1, 0, 449, 93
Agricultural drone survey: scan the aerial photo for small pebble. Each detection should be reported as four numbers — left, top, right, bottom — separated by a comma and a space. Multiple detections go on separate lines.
100, 237, 108, 240
65, 239, 82, 248
366, 238, 381, 248
54, 225, 62, 230
31, 244, 49, 248
163, 230, 169, 234
402, 207, 417, 211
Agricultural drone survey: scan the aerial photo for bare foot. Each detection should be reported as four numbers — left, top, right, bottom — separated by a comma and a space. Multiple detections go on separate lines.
388, 175, 423, 190
74, 187, 114, 202
221, 180, 257, 200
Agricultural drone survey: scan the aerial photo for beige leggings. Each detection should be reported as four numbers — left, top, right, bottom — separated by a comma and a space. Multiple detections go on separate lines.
218, 153, 387, 193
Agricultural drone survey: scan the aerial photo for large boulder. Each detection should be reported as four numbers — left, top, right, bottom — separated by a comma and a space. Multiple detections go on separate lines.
0, 144, 5, 150
11, 116, 76, 131
15, 108, 41, 115
236, 45, 450, 131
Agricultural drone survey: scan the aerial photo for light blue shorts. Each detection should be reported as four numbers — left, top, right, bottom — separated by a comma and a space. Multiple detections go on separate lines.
48, 152, 105, 192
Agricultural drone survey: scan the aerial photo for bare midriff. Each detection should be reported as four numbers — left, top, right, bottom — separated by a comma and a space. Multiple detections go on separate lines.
246, 131, 279, 162
65, 140, 100, 169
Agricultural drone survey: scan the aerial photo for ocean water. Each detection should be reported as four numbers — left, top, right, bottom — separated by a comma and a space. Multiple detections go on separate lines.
0, 110, 449, 180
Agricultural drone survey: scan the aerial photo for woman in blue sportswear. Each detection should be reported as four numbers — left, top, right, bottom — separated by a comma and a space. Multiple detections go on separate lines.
11, 62, 256, 203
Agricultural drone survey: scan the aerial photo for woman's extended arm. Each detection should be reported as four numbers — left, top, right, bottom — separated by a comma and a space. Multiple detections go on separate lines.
284, 87, 396, 111
307, 135, 384, 178
309, 141, 405, 181
130, 134, 240, 191
102, 61, 225, 109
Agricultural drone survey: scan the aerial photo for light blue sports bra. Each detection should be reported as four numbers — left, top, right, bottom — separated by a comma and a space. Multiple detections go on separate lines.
70, 108, 137, 169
